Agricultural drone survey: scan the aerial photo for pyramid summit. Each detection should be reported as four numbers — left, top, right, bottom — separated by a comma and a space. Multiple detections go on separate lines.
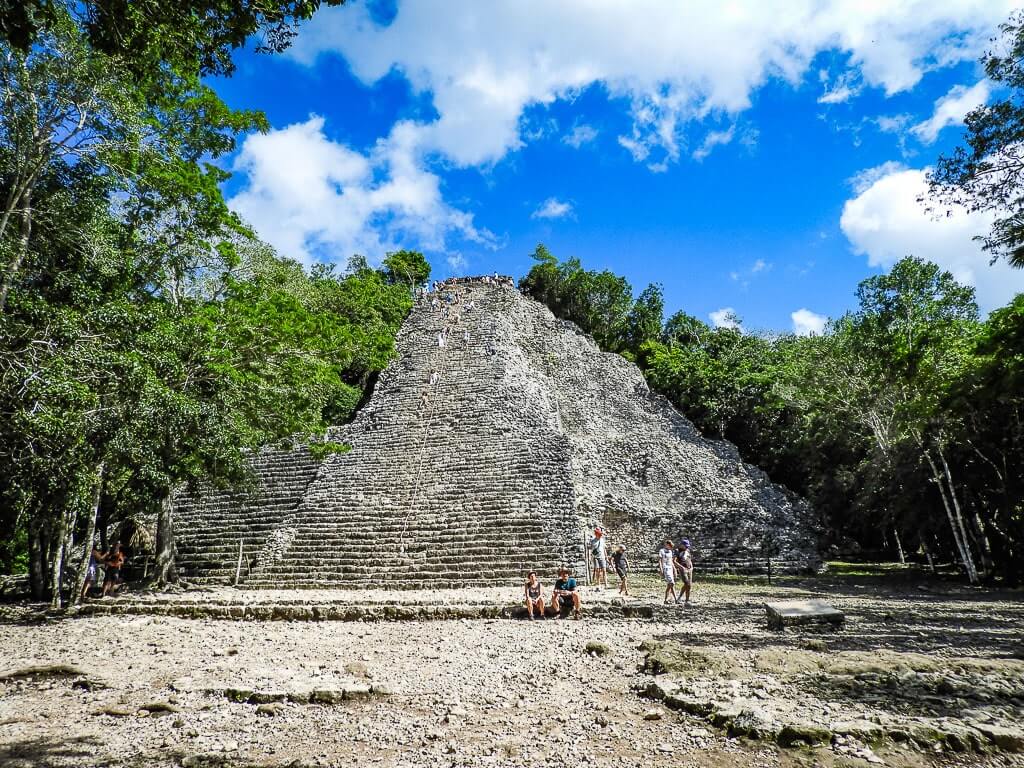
174, 276, 820, 587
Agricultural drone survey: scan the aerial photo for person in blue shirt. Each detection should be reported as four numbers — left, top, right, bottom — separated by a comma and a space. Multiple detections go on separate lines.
551, 567, 582, 620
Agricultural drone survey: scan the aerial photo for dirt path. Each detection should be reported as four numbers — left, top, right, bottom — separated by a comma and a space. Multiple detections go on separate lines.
1, 571, 1022, 767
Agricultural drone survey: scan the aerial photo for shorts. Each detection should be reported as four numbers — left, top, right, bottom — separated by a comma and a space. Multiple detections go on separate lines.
557, 593, 577, 606
681, 570, 693, 586
85, 565, 97, 581
593, 556, 607, 570
104, 569, 121, 585
526, 595, 542, 605
615, 568, 627, 580
662, 568, 675, 585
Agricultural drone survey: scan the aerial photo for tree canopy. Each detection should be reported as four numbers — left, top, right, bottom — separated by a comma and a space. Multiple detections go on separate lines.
928, 10, 1024, 267
0, 0, 347, 81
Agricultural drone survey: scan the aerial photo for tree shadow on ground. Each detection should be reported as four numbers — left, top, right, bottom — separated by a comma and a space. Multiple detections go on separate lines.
0, 737, 309, 768
0, 735, 103, 768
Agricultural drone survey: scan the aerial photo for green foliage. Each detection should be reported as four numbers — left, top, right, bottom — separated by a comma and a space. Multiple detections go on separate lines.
307, 441, 352, 461
929, 11, 1024, 267
382, 249, 432, 289
0, 0, 348, 79
519, 244, 656, 357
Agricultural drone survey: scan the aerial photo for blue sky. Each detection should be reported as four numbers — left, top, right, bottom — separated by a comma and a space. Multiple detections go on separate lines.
212, 0, 1024, 333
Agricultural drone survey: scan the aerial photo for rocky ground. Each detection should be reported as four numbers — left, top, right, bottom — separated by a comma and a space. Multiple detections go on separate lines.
0, 566, 1022, 768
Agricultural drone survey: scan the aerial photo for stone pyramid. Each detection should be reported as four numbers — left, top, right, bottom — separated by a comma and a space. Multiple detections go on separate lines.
174, 276, 820, 587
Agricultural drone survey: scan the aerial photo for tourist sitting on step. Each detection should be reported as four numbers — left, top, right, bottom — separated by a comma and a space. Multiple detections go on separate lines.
524, 571, 545, 620
551, 567, 582, 620
420, 390, 429, 408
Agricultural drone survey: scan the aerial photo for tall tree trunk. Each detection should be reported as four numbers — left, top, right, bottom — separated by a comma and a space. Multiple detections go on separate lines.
48, 512, 68, 609
0, 189, 32, 313
154, 493, 177, 585
920, 534, 936, 573
893, 528, 906, 565
925, 449, 977, 584
937, 446, 979, 584
28, 521, 45, 600
69, 462, 104, 607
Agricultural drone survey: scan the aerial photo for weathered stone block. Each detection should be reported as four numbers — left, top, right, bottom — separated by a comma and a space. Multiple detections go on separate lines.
765, 600, 844, 631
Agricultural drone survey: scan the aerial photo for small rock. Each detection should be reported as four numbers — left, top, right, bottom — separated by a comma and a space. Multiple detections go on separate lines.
99, 706, 133, 717
256, 703, 282, 717
643, 709, 663, 721
585, 641, 612, 657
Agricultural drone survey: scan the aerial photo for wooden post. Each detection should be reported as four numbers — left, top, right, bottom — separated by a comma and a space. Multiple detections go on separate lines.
767, 557, 772, 586
234, 539, 244, 585
583, 531, 591, 585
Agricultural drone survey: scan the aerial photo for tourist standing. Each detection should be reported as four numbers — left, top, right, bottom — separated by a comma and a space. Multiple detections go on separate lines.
658, 540, 678, 605
102, 543, 125, 597
675, 539, 694, 605
81, 547, 102, 599
589, 527, 608, 589
524, 571, 545, 620
611, 545, 629, 596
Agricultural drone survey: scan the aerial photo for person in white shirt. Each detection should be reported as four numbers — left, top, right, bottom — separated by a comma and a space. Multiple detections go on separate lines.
658, 540, 678, 605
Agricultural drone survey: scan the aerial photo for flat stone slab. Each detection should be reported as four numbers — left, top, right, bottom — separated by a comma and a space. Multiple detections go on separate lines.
765, 600, 844, 631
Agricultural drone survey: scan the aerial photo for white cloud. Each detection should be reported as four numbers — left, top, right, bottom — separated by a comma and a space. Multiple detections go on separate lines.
710, 308, 742, 331
848, 160, 907, 195
730, 258, 772, 287
876, 114, 911, 134
911, 80, 991, 143
791, 308, 827, 335
228, 117, 495, 266
818, 72, 862, 104
446, 253, 468, 274
692, 126, 735, 161
289, 0, 1012, 171
840, 165, 1024, 313
563, 123, 599, 148
532, 197, 574, 220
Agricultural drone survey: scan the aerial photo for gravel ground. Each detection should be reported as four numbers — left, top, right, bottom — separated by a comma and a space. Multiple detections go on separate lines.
0, 572, 1022, 768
